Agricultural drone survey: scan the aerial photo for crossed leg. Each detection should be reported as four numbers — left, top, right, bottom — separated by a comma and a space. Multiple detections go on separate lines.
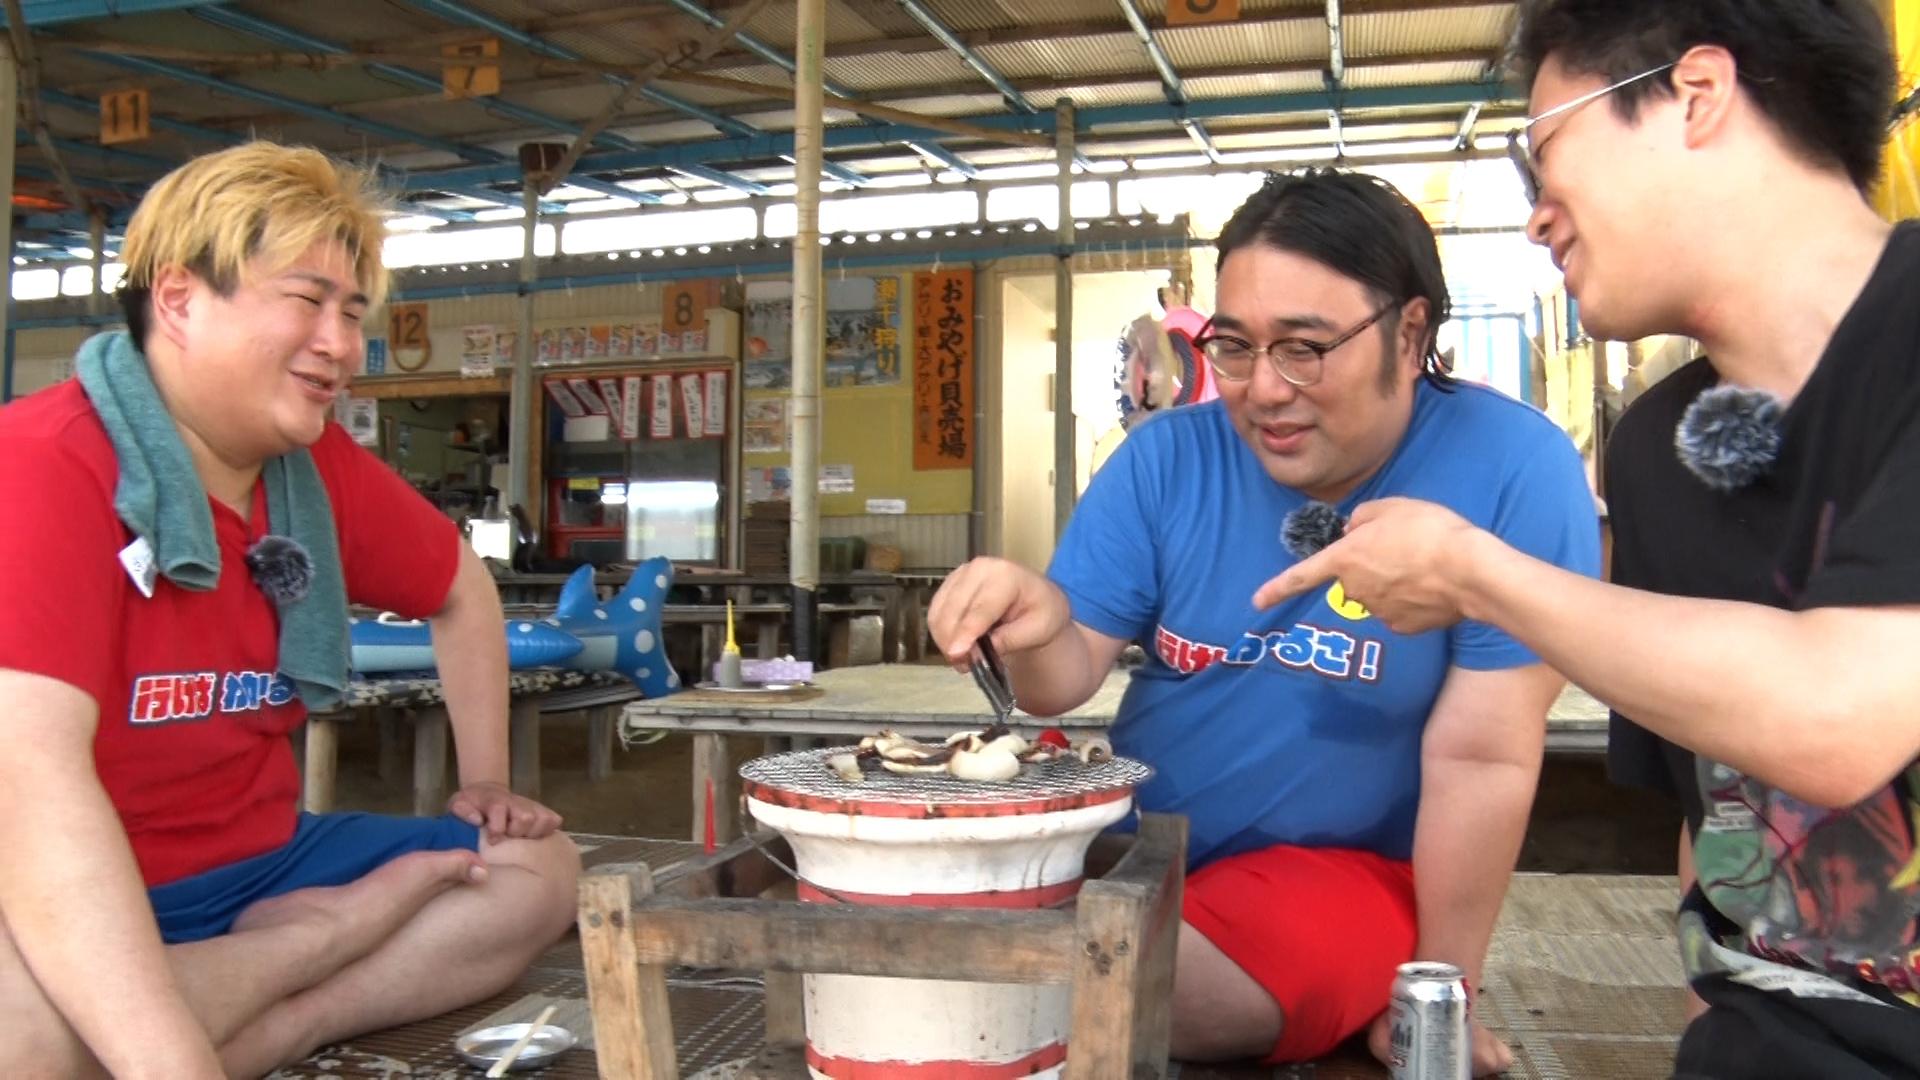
0, 830, 579, 1079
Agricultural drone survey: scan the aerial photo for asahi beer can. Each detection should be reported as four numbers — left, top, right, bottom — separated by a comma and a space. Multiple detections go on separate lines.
1388, 961, 1471, 1080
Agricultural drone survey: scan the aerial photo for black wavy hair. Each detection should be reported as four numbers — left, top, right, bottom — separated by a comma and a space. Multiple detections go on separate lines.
1214, 168, 1454, 387
1508, 0, 1896, 192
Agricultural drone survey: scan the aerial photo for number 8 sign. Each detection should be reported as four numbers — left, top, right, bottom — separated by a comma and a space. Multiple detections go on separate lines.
1166, 0, 1238, 25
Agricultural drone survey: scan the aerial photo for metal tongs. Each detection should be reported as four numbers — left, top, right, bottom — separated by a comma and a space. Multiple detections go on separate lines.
968, 633, 1018, 724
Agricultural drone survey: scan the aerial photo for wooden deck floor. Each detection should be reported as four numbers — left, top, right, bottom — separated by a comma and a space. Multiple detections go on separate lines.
269, 836, 1686, 1080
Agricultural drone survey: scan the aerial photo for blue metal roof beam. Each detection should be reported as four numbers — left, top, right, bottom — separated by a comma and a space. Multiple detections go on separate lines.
896, 0, 1035, 114
659, 0, 920, 180
15, 163, 143, 199
77, 52, 566, 212
1116, 0, 1219, 163
190, 7, 659, 206
34, 90, 480, 222
0, 0, 227, 28
905, 140, 978, 178
85, 52, 508, 164
396, 0, 823, 195
405, 82, 1513, 193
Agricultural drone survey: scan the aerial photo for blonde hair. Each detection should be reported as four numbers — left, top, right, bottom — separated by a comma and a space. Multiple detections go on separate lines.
121, 141, 392, 309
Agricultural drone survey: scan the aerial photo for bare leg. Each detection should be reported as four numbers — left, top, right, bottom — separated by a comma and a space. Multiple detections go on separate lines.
216, 830, 580, 1077
0, 847, 486, 1078
1170, 922, 1284, 1061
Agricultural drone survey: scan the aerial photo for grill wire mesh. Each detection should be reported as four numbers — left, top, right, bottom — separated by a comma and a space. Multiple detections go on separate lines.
740, 746, 1152, 805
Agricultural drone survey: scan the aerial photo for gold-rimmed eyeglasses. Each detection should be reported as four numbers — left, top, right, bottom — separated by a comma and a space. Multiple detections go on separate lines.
1194, 300, 1399, 388
1507, 62, 1676, 204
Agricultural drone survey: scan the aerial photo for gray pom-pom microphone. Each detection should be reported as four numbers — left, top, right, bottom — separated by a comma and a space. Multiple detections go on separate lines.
1674, 384, 1783, 492
245, 535, 315, 605
1281, 500, 1347, 559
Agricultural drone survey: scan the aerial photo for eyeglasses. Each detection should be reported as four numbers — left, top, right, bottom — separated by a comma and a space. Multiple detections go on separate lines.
1507, 62, 1676, 204
1194, 300, 1398, 388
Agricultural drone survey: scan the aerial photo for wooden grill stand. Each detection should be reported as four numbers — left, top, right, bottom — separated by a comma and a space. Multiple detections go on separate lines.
579, 812, 1188, 1079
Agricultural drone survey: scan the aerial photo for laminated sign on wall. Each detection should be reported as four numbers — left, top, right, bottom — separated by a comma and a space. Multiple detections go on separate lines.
649, 375, 674, 438
567, 379, 608, 415
703, 371, 728, 438
619, 376, 643, 440
546, 381, 587, 418
679, 374, 705, 438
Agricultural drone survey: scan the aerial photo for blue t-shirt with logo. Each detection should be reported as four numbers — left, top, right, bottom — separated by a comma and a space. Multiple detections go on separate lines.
1050, 382, 1600, 869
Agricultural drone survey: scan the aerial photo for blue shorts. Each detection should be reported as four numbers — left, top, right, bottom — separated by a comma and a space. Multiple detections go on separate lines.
148, 812, 481, 944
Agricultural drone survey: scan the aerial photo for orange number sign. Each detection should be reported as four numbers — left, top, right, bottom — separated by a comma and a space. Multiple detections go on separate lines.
388, 302, 431, 372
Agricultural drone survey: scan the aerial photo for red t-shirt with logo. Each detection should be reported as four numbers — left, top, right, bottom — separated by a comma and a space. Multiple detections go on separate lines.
0, 379, 460, 886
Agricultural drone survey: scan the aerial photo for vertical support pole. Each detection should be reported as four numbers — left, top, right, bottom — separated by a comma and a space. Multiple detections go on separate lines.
88, 209, 106, 318
790, 0, 825, 660
0, 46, 17, 401
507, 174, 541, 517
1052, 99, 1076, 540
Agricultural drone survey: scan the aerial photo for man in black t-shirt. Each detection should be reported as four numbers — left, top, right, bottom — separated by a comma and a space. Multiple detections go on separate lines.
1245, 3, 1920, 1077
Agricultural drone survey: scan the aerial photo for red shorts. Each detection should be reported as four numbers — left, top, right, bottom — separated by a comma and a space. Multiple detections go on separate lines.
1183, 844, 1417, 1062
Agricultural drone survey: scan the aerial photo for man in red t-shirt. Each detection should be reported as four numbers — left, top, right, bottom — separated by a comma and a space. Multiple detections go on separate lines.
0, 143, 579, 1078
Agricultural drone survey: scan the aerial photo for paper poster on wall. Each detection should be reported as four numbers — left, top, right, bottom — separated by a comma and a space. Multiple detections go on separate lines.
363, 337, 388, 376
493, 328, 517, 367
820, 464, 855, 494
585, 325, 610, 361
619, 375, 643, 440
912, 269, 975, 470
678, 373, 705, 438
745, 466, 792, 503
865, 498, 907, 515
536, 329, 558, 366
340, 397, 380, 447
546, 380, 587, 418
742, 398, 787, 453
460, 325, 497, 378
567, 378, 608, 415
744, 277, 902, 390
649, 374, 674, 438
609, 324, 633, 360
634, 320, 660, 358
703, 371, 728, 437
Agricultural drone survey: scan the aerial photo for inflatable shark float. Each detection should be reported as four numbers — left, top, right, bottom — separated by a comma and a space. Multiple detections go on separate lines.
348, 556, 681, 699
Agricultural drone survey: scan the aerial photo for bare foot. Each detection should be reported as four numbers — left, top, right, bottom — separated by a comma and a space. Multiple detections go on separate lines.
230, 849, 485, 964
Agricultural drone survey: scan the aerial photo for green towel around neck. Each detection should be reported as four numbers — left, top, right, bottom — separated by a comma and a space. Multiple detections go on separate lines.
75, 331, 350, 711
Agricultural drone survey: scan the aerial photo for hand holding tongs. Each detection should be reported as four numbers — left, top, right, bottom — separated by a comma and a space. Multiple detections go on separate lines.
968, 633, 1018, 725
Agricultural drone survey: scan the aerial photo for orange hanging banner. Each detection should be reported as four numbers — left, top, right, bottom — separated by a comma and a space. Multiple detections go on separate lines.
912, 269, 975, 471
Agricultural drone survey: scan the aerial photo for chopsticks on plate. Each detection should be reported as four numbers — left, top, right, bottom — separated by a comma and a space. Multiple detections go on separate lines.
486, 1004, 558, 1078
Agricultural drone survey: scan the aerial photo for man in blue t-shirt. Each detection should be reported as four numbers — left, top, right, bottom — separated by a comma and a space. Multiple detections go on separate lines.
930, 169, 1599, 1074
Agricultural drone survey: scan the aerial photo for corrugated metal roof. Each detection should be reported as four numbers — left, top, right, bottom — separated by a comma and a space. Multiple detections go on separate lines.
1342, 61, 1501, 90
1344, 5, 1516, 58
1159, 21, 1330, 70
1055, 83, 1172, 110
918, 0, 1122, 34
975, 35, 1146, 83
1180, 71, 1327, 101
819, 51, 982, 94
11, 0, 1528, 221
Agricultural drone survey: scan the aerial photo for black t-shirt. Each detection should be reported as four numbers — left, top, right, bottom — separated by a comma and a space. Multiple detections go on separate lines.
1606, 219, 1920, 819
1604, 221, 1920, 1004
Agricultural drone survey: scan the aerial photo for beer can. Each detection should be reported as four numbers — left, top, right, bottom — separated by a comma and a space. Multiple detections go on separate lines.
1387, 961, 1470, 1080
